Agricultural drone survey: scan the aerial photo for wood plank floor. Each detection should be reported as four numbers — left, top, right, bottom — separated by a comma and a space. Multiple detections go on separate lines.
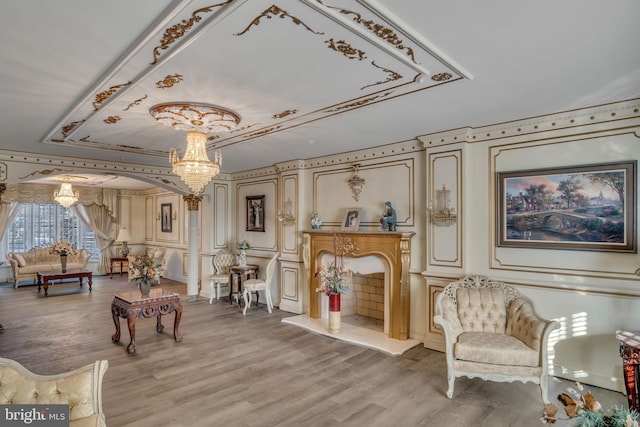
0, 275, 627, 426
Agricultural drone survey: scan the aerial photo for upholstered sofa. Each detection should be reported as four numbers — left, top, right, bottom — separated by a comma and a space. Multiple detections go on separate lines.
0, 358, 108, 427
6, 246, 91, 287
433, 275, 559, 404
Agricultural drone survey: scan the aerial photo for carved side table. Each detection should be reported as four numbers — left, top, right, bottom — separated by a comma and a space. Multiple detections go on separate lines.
616, 330, 640, 412
111, 288, 183, 354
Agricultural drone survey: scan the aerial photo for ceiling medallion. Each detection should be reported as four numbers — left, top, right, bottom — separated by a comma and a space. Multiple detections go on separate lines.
150, 102, 241, 133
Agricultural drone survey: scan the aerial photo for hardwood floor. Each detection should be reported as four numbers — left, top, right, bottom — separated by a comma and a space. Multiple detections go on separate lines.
0, 275, 627, 426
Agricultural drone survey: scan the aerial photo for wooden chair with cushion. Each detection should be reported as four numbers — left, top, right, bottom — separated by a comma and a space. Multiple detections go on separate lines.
242, 252, 278, 315
209, 248, 237, 303
433, 274, 559, 404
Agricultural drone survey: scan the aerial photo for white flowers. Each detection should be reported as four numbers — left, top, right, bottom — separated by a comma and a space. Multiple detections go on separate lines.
49, 241, 78, 256
129, 253, 159, 284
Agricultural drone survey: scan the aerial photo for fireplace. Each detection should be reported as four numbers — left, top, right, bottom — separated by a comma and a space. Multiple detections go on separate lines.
304, 230, 414, 340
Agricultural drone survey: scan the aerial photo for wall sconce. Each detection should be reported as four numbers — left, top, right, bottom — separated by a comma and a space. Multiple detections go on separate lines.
428, 184, 457, 226
277, 198, 296, 226
347, 163, 365, 202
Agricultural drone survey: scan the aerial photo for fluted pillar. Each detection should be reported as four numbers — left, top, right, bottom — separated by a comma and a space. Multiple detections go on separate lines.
184, 194, 202, 302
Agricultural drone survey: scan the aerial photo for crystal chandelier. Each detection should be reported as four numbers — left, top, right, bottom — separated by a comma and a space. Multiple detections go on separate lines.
170, 130, 222, 194
54, 181, 79, 207
151, 102, 240, 194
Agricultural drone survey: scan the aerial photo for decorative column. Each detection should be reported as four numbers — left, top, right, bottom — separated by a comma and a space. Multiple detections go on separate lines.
184, 194, 202, 302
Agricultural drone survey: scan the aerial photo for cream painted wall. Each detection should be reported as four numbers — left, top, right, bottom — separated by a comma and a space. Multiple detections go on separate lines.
420, 99, 640, 393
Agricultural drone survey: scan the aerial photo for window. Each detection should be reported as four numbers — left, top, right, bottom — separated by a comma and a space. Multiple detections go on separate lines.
6, 203, 98, 259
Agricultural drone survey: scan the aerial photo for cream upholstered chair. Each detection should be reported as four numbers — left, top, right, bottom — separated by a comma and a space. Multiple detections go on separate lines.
0, 358, 108, 426
242, 252, 278, 315
433, 275, 559, 404
209, 248, 237, 303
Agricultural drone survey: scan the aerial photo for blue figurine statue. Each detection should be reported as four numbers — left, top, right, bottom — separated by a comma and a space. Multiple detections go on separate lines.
310, 211, 322, 229
380, 201, 397, 231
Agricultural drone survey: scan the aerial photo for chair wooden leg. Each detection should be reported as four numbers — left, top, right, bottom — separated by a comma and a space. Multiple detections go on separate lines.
242, 289, 251, 315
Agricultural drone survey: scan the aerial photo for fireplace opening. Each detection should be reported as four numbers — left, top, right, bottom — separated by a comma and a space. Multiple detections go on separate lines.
341, 272, 385, 332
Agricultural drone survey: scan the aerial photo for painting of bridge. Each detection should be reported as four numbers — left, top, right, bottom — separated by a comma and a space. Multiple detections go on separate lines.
497, 161, 636, 252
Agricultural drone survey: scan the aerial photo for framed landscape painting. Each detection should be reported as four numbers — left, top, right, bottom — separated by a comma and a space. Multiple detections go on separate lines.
497, 161, 636, 252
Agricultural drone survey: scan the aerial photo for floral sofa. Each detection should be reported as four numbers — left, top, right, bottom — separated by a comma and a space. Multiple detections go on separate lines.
6, 246, 90, 288
0, 357, 108, 427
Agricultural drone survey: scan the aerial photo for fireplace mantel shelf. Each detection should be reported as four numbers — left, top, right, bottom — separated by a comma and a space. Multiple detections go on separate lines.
303, 230, 414, 340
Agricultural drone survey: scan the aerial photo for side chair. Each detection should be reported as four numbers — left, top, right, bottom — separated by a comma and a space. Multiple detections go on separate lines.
209, 248, 237, 303
242, 252, 278, 315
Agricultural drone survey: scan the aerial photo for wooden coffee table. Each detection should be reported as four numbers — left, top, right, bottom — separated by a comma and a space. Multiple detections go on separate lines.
36, 269, 93, 297
111, 288, 183, 354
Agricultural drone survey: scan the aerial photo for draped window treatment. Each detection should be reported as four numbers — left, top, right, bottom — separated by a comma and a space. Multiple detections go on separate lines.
0, 202, 21, 242
2, 184, 119, 274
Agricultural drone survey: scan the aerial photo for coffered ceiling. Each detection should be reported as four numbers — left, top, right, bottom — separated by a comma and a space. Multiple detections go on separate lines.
1, 0, 639, 180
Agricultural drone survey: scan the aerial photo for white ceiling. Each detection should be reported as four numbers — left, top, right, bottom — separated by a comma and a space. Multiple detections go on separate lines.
1, 0, 639, 185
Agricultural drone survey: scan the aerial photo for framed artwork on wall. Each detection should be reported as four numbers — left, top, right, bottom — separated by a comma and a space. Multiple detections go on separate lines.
342, 208, 362, 230
497, 161, 636, 252
161, 203, 172, 233
246, 195, 265, 232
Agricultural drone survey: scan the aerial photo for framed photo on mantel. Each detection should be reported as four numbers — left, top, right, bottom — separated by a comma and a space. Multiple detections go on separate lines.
342, 208, 362, 231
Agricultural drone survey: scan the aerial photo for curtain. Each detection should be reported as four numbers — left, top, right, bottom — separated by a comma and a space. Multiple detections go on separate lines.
73, 204, 115, 274
0, 202, 22, 242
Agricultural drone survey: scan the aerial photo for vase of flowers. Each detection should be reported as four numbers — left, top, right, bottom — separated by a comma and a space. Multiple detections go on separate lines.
541, 381, 639, 426
315, 232, 355, 334
129, 253, 159, 296
49, 241, 78, 273
237, 239, 251, 266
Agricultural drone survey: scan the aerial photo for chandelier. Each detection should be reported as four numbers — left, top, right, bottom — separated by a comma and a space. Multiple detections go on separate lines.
54, 181, 79, 207
151, 102, 240, 194
170, 130, 222, 194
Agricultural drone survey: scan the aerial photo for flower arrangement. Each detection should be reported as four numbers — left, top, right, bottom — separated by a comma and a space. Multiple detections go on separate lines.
315, 232, 355, 296
541, 382, 638, 426
49, 240, 77, 256
237, 239, 252, 250
129, 253, 159, 285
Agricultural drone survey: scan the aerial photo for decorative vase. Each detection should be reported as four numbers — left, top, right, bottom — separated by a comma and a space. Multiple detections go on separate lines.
239, 249, 247, 266
60, 254, 68, 273
328, 292, 341, 334
139, 280, 151, 297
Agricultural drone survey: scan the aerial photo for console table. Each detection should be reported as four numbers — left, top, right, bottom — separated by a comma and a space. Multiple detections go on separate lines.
111, 288, 183, 354
617, 330, 640, 412
110, 257, 129, 279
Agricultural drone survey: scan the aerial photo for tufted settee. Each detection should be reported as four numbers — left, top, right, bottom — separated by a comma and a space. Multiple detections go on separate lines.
433, 275, 559, 404
6, 246, 91, 288
0, 358, 108, 426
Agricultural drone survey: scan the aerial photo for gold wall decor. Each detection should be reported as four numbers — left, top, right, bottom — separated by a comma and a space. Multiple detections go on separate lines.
123, 94, 148, 111
184, 194, 203, 211
103, 116, 121, 124
235, 5, 324, 36
151, 2, 231, 65
325, 38, 366, 60
327, 91, 393, 113
320, 3, 417, 64
431, 72, 453, 82
92, 81, 132, 111
156, 74, 184, 89
347, 163, 365, 201
360, 61, 402, 90
61, 120, 84, 137
272, 109, 298, 119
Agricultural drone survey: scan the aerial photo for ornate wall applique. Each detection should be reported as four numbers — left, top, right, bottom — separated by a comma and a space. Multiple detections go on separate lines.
123, 95, 148, 111
273, 109, 298, 119
61, 120, 85, 137
360, 61, 402, 90
325, 38, 366, 60
156, 74, 184, 89
235, 5, 324, 36
92, 81, 132, 111
327, 91, 393, 112
151, 2, 231, 65
319, 1, 417, 64
432, 72, 453, 82
104, 116, 121, 124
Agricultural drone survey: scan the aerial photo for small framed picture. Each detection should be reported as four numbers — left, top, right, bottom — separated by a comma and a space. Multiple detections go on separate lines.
342, 208, 362, 230
246, 195, 265, 232
161, 203, 172, 233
